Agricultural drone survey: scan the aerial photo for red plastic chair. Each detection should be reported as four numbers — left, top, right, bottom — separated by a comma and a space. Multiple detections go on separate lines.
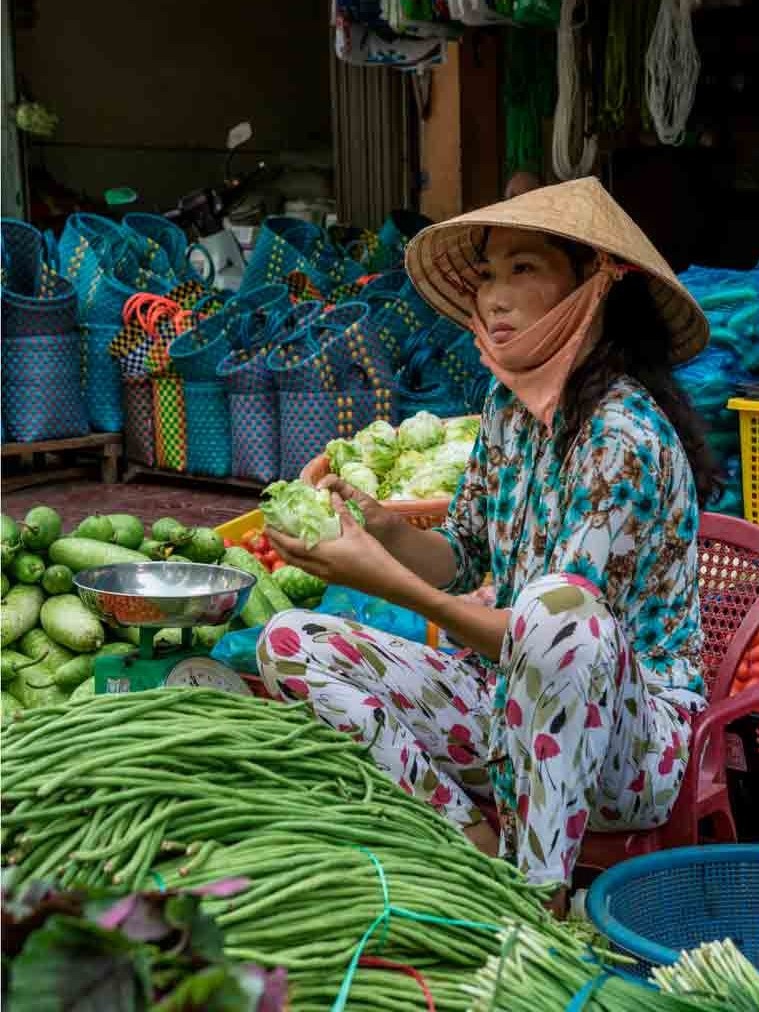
579, 512, 759, 870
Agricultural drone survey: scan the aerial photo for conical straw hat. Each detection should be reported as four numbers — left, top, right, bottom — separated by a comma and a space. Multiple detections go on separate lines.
405, 176, 708, 364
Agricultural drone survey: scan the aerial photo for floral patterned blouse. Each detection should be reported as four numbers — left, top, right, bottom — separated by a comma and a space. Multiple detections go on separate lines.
437, 376, 705, 707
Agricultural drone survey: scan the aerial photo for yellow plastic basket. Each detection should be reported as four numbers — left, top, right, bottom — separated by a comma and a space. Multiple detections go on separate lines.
215, 509, 265, 541
728, 397, 759, 524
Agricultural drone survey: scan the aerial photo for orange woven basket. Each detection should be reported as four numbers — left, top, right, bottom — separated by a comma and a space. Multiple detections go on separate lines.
299, 415, 479, 531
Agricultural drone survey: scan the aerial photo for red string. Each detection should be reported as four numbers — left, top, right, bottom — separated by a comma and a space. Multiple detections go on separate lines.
123, 292, 161, 330
358, 956, 436, 1012
122, 292, 201, 338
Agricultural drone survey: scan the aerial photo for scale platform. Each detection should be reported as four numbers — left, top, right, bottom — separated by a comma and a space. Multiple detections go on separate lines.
74, 562, 255, 694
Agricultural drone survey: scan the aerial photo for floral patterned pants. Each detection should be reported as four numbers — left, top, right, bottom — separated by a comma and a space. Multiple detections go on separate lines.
257, 573, 691, 886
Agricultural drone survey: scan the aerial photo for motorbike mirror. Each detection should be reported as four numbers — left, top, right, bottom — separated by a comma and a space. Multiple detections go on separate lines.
227, 122, 252, 150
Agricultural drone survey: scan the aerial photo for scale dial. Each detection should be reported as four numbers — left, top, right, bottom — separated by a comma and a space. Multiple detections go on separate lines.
164, 657, 249, 694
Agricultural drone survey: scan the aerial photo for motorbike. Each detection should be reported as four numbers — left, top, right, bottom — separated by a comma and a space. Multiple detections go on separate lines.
165, 121, 282, 241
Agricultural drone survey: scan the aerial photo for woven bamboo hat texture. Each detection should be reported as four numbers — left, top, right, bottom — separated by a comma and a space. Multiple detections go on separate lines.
405, 176, 708, 364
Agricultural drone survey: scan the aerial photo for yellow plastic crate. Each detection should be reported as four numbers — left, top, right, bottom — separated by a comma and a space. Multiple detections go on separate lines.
215, 509, 265, 541
728, 397, 759, 524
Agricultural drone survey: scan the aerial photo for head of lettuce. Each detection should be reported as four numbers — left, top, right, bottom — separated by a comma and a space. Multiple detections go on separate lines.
261, 480, 365, 550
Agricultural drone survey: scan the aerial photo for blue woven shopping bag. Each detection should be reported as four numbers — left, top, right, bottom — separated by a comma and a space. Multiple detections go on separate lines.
219, 326, 281, 484
123, 377, 156, 466
269, 301, 398, 478
184, 381, 232, 477
123, 212, 212, 285
240, 217, 326, 292
279, 385, 395, 480
82, 324, 123, 432
169, 313, 233, 382
0, 219, 43, 293
1, 263, 78, 338
230, 283, 291, 334
217, 300, 321, 394
58, 213, 172, 325
267, 302, 395, 393
397, 273, 438, 330
2, 333, 89, 442
169, 284, 289, 381
365, 210, 433, 271
1, 219, 78, 338
228, 390, 279, 485
217, 300, 322, 484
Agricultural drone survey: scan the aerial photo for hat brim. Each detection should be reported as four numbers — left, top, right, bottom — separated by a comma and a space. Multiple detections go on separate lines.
405, 179, 709, 365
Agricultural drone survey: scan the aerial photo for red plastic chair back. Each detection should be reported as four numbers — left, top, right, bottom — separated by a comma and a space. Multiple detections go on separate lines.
697, 512, 759, 701
577, 513, 759, 869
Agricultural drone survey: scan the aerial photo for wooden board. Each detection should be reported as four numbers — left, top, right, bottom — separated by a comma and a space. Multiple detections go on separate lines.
123, 462, 263, 494
1, 433, 123, 488
1, 433, 121, 456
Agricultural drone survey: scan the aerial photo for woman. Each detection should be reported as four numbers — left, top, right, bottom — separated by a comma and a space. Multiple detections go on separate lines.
257, 178, 718, 897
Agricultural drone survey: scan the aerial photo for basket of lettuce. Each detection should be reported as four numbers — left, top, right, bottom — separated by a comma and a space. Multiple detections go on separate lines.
300, 411, 480, 529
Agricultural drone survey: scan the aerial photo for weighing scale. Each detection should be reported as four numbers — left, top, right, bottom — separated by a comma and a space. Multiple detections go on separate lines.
74, 562, 255, 695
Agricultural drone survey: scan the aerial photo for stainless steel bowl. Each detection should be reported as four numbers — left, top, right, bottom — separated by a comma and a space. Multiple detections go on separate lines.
74, 562, 255, 628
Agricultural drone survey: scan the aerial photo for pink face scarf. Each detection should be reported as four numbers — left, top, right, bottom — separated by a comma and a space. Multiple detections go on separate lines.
470, 256, 629, 433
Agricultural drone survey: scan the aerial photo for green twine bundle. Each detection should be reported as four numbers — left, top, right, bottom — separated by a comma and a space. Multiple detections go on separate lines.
601, 0, 659, 133
503, 26, 558, 177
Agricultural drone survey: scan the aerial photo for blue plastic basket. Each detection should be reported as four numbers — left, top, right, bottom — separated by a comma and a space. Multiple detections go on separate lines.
587, 845, 759, 977
184, 380, 231, 477
82, 324, 123, 432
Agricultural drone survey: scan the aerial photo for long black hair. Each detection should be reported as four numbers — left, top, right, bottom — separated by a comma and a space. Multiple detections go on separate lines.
550, 237, 722, 508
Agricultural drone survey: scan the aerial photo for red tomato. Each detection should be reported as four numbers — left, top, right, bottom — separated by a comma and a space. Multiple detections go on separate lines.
272, 559, 287, 572
255, 534, 270, 553
263, 550, 279, 568
223, 537, 234, 548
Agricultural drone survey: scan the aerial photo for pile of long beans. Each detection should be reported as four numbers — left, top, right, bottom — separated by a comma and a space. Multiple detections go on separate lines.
2, 688, 565, 1010
464, 919, 751, 1012
653, 941, 759, 1011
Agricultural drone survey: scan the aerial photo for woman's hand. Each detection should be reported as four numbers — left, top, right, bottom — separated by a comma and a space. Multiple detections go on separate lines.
317, 474, 397, 546
265, 495, 407, 599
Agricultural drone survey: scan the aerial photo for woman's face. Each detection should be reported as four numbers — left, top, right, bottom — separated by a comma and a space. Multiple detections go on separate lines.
474, 228, 580, 345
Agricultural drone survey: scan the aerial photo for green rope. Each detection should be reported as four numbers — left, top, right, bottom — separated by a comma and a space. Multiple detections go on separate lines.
601, 0, 660, 133
331, 846, 501, 1012
503, 27, 557, 177
150, 870, 167, 892
602, 0, 628, 131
